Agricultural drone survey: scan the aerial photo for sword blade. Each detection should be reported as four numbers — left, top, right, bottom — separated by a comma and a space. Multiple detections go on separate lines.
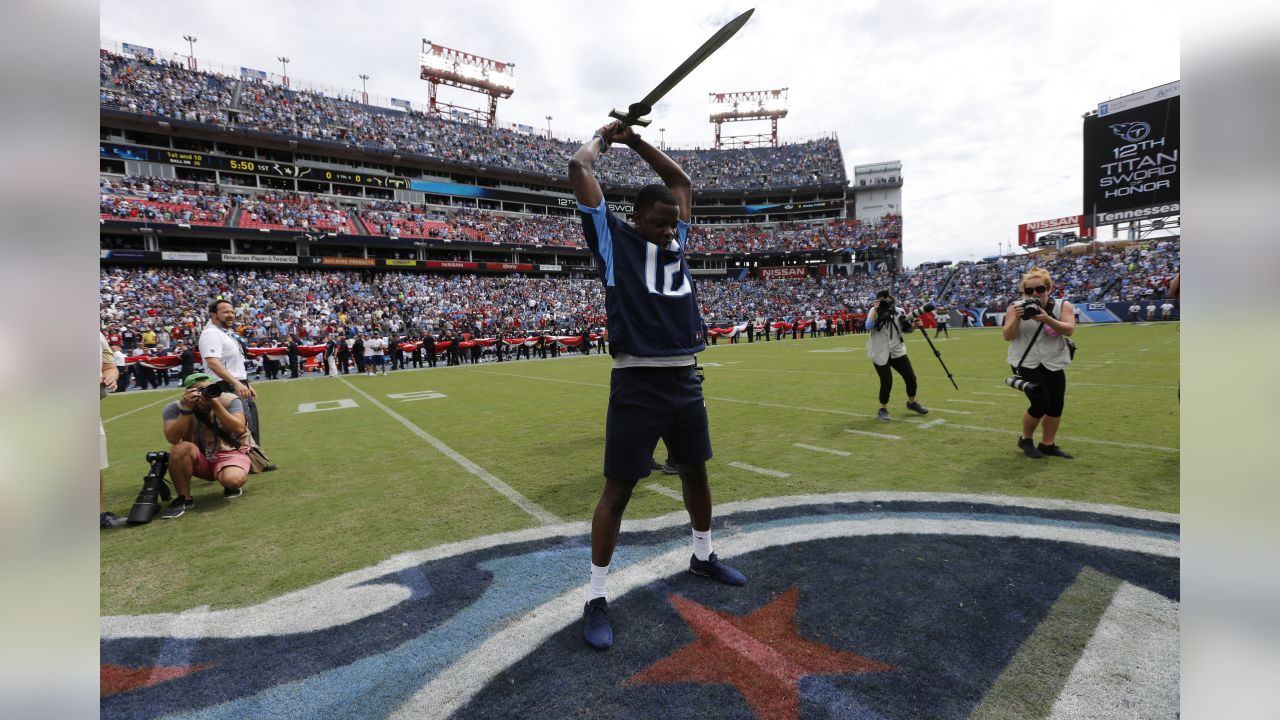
611, 8, 754, 126
638, 8, 754, 109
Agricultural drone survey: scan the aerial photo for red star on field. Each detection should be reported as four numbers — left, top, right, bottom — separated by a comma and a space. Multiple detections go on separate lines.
101, 662, 214, 696
625, 587, 893, 720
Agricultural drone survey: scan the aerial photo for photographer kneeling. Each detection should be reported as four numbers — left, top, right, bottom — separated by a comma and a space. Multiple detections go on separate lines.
159, 372, 251, 519
1003, 268, 1075, 459
866, 290, 930, 421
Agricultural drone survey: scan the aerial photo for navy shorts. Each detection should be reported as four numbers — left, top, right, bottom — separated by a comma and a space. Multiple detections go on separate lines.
369, 355, 385, 366
604, 365, 712, 482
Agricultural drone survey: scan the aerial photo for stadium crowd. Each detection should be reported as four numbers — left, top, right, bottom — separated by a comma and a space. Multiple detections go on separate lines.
100, 51, 845, 190
101, 172, 901, 253
100, 236, 1178, 361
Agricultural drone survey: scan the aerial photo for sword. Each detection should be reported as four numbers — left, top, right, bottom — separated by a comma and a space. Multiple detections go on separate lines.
609, 8, 755, 128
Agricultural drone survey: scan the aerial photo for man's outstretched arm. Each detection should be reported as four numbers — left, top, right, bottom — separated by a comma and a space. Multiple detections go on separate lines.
568, 125, 610, 209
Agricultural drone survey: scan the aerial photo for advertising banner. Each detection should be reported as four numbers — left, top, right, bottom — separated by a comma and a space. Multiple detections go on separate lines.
760, 266, 808, 280
1083, 94, 1179, 228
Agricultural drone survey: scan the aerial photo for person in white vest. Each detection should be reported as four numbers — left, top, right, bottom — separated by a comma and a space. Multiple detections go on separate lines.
1004, 267, 1076, 459
866, 290, 930, 421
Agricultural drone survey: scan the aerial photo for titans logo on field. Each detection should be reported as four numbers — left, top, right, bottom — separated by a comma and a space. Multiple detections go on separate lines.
100, 494, 1178, 719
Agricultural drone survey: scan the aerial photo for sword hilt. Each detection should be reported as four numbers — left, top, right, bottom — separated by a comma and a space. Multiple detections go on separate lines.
609, 102, 654, 127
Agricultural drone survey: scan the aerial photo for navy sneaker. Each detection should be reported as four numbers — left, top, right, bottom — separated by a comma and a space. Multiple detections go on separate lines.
906, 401, 929, 415
689, 553, 747, 586
1038, 443, 1074, 459
223, 486, 244, 499
582, 597, 612, 650
1017, 437, 1043, 458
877, 408, 890, 421
660, 462, 679, 475
160, 496, 194, 519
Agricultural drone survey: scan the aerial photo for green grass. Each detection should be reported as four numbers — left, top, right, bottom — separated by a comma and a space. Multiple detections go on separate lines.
100, 323, 1179, 616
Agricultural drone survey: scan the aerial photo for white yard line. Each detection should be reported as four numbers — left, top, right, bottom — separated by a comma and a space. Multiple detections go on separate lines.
844, 429, 902, 440
470, 372, 1178, 453
337, 377, 560, 525
793, 443, 852, 456
727, 461, 791, 478
102, 396, 171, 424
918, 419, 948, 429
644, 483, 685, 502
928, 408, 973, 415
950, 399, 996, 405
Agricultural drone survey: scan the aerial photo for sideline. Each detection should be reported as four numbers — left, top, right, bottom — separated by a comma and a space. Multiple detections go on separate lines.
336, 376, 560, 525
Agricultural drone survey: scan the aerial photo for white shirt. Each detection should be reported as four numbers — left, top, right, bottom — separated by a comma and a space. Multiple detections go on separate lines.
866, 308, 908, 365
364, 337, 385, 357
198, 321, 247, 380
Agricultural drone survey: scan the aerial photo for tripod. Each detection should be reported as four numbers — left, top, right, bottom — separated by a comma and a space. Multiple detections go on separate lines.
918, 328, 958, 390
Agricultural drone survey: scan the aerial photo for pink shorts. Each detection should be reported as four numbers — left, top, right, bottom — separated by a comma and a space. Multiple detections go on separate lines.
193, 448, 252, 481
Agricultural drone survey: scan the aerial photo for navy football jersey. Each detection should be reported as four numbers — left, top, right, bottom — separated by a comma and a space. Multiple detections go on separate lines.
577, 198, 705, 356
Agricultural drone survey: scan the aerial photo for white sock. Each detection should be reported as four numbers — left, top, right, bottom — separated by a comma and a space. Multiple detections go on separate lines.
589, 563, 609, 601
692, 528, 712, 561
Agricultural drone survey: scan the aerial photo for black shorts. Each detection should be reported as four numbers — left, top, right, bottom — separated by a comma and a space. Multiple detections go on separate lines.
604, 365, 712, 482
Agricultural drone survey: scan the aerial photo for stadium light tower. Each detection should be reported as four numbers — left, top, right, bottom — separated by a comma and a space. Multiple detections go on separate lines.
182, 35, 197, 72
359, 73, 370, 105
708, 88, 789, 149
546, 115, 553, 139
277, 56, 290, 88
420, 40, 516, 128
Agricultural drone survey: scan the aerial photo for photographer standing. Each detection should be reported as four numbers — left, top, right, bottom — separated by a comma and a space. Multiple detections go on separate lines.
158, 372, 251, 519
1003, 268, 1076, 459
199, 299, 261, 447
866, 290, 930, 421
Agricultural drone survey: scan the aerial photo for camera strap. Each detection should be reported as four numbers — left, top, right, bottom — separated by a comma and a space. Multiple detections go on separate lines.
192, 407, 248, 451
1012, 323, 1046, 374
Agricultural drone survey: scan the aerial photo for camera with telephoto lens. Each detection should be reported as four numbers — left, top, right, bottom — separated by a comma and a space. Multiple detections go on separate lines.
906, 303, 936, 321
876, 297, 895, 315
126, 451, 172, 525
1005, 375, 1041, 400
1020, 298, 1043, 319
200, 383, 224, 399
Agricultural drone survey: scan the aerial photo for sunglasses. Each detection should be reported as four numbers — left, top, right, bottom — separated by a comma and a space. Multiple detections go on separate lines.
1024, 286, 1048, 294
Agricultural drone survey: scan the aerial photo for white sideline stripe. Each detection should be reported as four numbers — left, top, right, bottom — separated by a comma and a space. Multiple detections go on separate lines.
844, 429, 902, 440
645, 483, 684, 502
950, 399, 996, 405
468, 373, 1179, 454
337, 377, 560, 525
968, 391, 1020, 398
100, 491, 1178, 640
102, 396, 170, 424
728, 461, 790, 478
918, 419, 947, 429
1048, 583, 1179, 720
929, 408, 972, 415
397, 517, 1179, 720
473, 369, 607, 388
793, 443, 851, 456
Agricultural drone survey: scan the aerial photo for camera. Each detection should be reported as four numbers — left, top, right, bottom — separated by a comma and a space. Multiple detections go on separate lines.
906, 303, 936, 321
126, 451, 172, 525
1020, 298, 1043, 319
200, 383, 224, 399
1005, 375, 1040, 399
876, 297, 895, 315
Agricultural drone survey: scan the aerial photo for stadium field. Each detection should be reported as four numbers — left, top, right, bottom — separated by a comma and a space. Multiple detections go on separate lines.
99, 322, 1178, 617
